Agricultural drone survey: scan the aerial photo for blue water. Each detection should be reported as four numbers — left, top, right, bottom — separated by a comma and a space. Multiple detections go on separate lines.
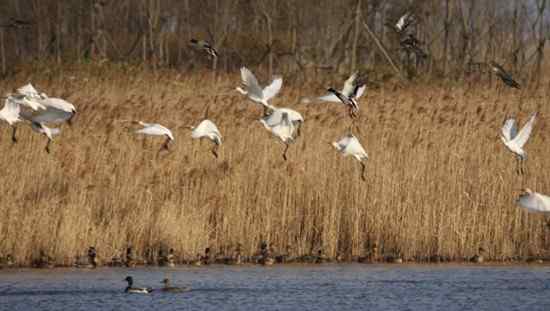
1, 264, 549, 311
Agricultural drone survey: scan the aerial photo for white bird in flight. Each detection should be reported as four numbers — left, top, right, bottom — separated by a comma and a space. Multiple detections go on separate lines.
190, 119, 222, 158
0, 96, 23, 143
236, 67, 282, 114
319, 73, 366, 118
332, 133, 369, 181
35, 95, 77, 125
261, 111, 296, 161
135, 121, 174, 151
500, 112, 537, 175
261, 107, 304, 137
517, 188, 550, 213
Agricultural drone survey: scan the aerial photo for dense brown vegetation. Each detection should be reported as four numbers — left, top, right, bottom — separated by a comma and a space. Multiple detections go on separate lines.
0, 61, 549, 266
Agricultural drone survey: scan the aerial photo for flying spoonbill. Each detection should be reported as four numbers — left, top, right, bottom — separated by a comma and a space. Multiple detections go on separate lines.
190, 119, 222, 158
319, 72, 366, 118
332, 133, 368, 181
135, 122, 174, 151
501, 112, 536, 175
261, 112, 296, 161
236, 67, 281, 115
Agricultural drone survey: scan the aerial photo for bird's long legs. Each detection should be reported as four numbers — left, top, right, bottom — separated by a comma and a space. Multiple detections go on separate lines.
211, 143, 219, 158
360, 162, 367, 181
516, 158, 526, 176
282, 144, 290, 161
44, 139, 51, 154
11, 126, 17, 143
160, 137, 171, 152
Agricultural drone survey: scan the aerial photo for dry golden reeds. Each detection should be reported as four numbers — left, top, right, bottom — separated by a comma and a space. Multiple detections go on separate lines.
0, 62, 549, 266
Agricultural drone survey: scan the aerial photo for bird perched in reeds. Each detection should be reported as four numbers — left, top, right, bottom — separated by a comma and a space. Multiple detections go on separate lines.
489, 61, 520, 89
236, 66, 282, 115
500, 112, 536, 175
332, 133, 368, 181
124, 276, 153, 294
190, 119, 222, 158
261, 111, 297, 161
160, 278, 190, 293
319, 72, 366, 118
517, 188, 550, 213
134, 121, 174, 151
190, 39, 218, 58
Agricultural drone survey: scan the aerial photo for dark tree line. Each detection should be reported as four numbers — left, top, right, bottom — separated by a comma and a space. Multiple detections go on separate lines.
0, 0, 547, 85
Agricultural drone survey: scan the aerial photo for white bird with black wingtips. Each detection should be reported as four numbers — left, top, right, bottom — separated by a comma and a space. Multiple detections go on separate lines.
332, 133, 368, 181
190, 119, 222, 158
500, 112, 537, 175
135, 121, 174, 151
319, 72, 366, 118
236, 66, 282, 114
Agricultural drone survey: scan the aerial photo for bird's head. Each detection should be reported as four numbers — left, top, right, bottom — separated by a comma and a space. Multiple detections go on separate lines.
124, 276, 133, 283
161, 278, 170, 284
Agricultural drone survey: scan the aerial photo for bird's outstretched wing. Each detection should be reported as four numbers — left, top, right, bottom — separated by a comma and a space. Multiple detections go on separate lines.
318, 93, 340, 103
354, 85, 366, 100
342, 72, 358, 97
262, 77, 283, 102
240, 67, 264, 101
501, 118, 517, 142
514, 112, 536, 148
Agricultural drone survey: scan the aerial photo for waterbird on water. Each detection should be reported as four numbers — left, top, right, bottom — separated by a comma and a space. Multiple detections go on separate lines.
500, 112, 536, 175
160, 278, 190, 293
190, 119, 222, 158
236, 66, 282, 115
319, 72, 366, 118
332, 133, 368, 181
124, 276, 153, 294
134, 121, 174, 151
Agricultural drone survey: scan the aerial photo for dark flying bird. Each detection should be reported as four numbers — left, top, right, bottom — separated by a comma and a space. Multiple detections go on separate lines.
489, 61, 520, 89
190, 39, 218, 58
400, 34, 428, 59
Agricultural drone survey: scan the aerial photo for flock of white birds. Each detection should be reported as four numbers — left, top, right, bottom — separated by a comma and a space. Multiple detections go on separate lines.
0, 64, 548, 218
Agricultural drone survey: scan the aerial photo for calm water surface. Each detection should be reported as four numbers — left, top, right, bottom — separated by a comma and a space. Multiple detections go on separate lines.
1, 264, 549, 311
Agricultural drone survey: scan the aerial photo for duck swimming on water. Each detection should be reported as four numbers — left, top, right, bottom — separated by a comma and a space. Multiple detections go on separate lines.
124, 276, 153, 294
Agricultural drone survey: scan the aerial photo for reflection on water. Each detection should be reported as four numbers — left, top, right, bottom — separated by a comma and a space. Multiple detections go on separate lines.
1, 264, 550, 311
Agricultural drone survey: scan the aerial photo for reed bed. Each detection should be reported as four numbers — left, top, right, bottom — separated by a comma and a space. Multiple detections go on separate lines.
0, 62, 549, 266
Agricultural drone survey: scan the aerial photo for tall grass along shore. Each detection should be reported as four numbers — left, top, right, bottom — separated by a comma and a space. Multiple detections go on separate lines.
0, 62, 549, 267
